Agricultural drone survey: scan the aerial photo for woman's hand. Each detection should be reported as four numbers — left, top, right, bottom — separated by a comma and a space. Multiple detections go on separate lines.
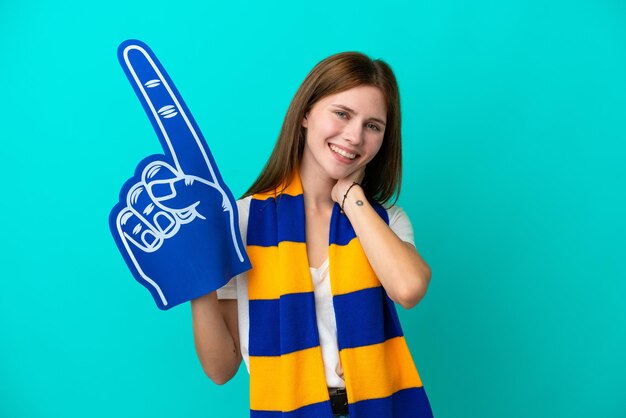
331, 167, 366, 206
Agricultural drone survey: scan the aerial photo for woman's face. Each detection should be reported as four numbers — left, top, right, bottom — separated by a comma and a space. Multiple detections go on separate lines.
301, 85, 387, 181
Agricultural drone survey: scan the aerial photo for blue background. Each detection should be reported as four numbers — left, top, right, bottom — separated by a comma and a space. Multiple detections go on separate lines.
1, 0, 625, 417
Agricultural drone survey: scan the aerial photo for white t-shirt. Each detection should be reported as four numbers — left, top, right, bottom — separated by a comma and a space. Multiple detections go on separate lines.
217, 196, 415, 388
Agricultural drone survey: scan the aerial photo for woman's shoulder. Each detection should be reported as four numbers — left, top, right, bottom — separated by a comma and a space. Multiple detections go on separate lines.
385, 204, 408, 222
236, 195, 253, 213
234, 196, 253, 242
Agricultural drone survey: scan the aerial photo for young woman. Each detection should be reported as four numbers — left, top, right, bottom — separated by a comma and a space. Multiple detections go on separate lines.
191, 52, 433, 418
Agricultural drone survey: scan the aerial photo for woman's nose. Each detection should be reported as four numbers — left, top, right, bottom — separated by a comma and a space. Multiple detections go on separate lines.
343, 121, 363, 145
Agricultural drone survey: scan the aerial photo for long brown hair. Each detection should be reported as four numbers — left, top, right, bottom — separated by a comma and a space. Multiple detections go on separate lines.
244, 52, 402, 205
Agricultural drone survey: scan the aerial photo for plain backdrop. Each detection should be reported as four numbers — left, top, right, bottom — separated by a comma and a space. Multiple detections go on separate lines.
1, 0, 625, 417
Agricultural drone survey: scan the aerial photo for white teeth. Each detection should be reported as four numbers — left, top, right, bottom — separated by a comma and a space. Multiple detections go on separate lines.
330, 144, 356, 159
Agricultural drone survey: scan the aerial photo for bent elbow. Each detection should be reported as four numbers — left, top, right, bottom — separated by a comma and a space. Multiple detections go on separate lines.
209, 373, 233, 386
395, 267, 431, 309
396, 291, 422, 310
198, 354, 240, 386
204, 366, 237, 386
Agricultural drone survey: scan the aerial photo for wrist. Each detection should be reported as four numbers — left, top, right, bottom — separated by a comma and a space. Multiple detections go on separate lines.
340, 182, 361, 213
341, 184, 367, 215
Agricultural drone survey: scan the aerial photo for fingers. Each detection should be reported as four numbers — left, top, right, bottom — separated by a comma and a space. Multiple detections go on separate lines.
126, 183, 178, 237
142, 161, 224, 216
117, 173, 184, 254
347, 166, 366, 184
115, 181, 180, 253
116, 157, 215, 253
117, 207, 163, 253
141, 161, 180, 203
118, 40, 219, 182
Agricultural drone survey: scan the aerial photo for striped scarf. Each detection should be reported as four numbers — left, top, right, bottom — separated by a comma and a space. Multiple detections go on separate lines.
246, 173, 433, 418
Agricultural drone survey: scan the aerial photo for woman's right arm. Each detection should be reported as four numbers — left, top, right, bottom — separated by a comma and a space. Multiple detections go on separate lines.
191, 292, 241, 385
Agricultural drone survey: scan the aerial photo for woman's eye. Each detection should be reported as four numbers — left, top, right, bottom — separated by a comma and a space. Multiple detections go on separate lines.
367, 123, 380, 132
335, 111, 347, 119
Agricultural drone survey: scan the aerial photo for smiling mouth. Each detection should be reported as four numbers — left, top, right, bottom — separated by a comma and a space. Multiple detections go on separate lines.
329, 144, 358, 160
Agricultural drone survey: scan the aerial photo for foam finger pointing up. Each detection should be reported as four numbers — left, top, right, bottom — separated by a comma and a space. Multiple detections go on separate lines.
118, 40, 217, 181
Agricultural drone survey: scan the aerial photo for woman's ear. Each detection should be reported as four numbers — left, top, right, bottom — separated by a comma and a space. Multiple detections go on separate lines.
302, 114, 308, 128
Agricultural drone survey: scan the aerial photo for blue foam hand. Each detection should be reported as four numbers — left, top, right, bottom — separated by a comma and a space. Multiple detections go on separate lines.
109, 40, 251, 310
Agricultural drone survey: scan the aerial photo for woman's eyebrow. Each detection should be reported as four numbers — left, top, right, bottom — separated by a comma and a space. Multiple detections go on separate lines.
331, 104, 387, 126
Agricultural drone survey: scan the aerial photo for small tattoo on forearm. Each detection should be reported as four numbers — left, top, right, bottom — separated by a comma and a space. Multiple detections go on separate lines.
356, 200, 364, 206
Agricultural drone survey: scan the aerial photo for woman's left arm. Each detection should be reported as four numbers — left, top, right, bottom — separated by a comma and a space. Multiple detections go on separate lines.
334, 182, 431, 309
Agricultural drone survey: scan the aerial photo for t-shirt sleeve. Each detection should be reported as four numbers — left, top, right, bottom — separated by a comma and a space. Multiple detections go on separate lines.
216, 196, 252, 300
216, 276, 238, 299
387, 205, 415, 246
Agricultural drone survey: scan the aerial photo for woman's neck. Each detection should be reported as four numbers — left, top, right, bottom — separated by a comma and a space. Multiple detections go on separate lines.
299, 157, 335, 213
